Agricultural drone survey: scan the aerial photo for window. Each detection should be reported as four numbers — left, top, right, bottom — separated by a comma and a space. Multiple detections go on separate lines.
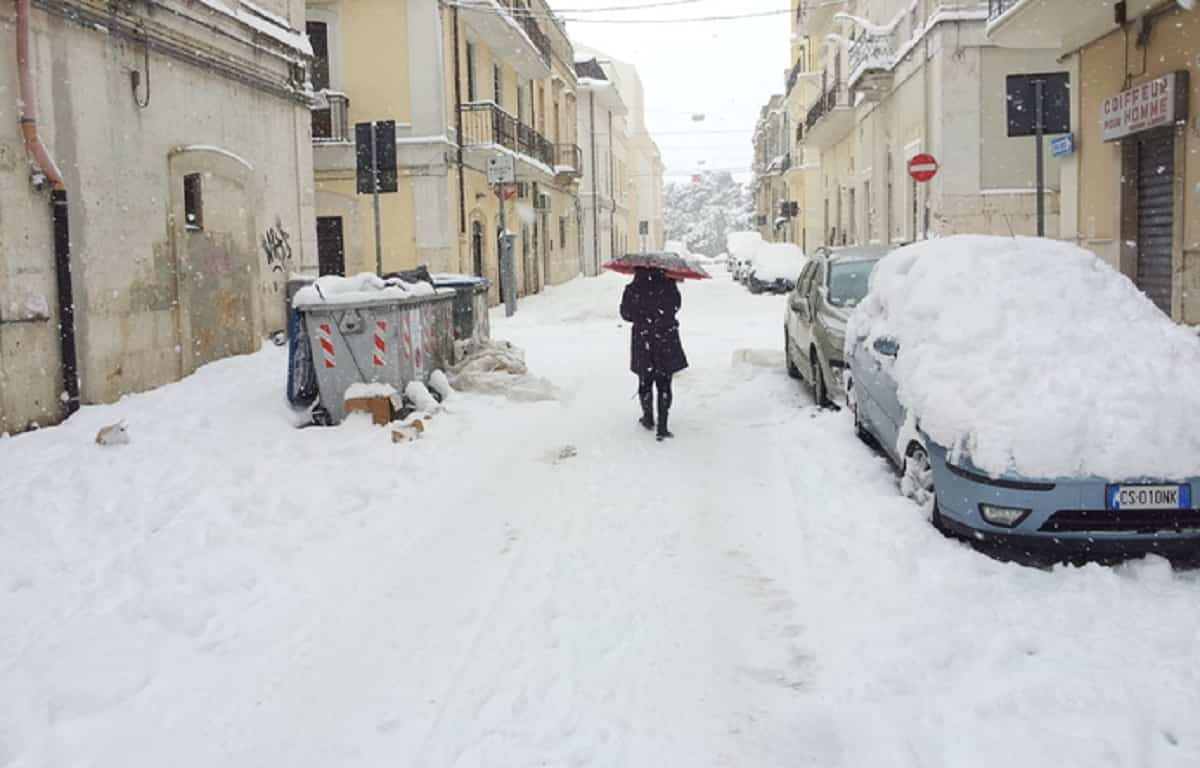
307, 22, 330, 91
848, 187, 856, 243
560, 216, 567, 249
518, 84, 526, 124
183, 173, 203, 231
466, 42, 477, 101
863, 180, 871, 241
493, 65, 503, 108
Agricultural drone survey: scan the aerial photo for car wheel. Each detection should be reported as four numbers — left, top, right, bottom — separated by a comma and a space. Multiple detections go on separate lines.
811, 349, 832, 408
902, 443, 937, 516
785, 330, 801, 379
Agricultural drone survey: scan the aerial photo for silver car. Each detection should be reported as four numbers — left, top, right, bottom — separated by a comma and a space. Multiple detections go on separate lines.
784, 244, 890, 407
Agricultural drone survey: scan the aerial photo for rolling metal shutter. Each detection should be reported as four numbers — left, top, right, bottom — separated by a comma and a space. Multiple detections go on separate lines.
1135, 133, 1174, 315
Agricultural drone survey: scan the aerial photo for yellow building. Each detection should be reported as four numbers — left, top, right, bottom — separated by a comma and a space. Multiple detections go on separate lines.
306, 0, 583, 304
988, 0, 1199, 323
785, 0, 1067, 251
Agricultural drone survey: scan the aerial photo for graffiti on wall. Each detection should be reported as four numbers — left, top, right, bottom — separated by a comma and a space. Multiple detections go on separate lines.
261, 217, 293, 274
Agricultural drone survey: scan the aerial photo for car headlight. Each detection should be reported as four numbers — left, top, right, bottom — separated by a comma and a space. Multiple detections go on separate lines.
978, 503, 1031, 528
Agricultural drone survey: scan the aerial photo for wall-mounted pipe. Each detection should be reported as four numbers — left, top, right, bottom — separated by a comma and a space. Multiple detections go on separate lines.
16, 0, 80, 417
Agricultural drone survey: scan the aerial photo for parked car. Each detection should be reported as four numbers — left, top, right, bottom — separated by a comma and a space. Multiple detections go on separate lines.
726, 231, 762, 283
748, 242, 805, 294
785, 244, 888, 406
845, 235, 1200, 563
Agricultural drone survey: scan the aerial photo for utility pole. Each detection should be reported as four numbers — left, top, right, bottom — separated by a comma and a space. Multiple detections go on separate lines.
1034, 77, 1046, 237
371, 126, 383, 275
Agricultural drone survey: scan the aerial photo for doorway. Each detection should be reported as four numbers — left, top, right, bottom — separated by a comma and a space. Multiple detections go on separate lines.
1134, 131, 1175, 314
316, 216, 345, 276
471, 220, 485, 277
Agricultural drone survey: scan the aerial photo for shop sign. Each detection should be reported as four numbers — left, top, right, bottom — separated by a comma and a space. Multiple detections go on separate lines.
1101, 72, 1189, 142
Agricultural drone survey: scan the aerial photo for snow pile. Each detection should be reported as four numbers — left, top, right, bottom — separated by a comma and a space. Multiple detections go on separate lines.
292, 272, 435, 307
343, 382, 397, 400
848, 235, 1200, 479
726, 231, 763, 265
449, 340, 558, 402
404, 381, 441, 414
751, 242, 806, 282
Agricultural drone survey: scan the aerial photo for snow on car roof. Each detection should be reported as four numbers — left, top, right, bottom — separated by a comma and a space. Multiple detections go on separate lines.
847, 235, 1200, 480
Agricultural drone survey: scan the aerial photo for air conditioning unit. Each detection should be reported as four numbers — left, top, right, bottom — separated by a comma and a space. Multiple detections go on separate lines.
534, 193, 551, 212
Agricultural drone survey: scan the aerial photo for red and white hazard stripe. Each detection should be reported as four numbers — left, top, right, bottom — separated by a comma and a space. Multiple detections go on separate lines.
318, 323, 336, 369
373, 320, 387, 367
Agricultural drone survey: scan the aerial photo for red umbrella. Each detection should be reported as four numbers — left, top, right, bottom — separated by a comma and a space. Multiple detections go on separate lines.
603, 252, 711, 281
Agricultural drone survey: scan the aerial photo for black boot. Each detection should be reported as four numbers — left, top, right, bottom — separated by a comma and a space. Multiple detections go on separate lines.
638, 390, 655, 431
656, 403, 674, 441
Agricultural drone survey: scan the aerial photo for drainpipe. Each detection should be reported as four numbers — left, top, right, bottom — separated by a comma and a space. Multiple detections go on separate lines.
452, 6, 467, 243
16, 0, 79, 418
588, 90, 599, 274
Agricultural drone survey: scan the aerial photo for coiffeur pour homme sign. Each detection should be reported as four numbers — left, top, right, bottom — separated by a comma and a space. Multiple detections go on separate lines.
1101, 71, 1189, 142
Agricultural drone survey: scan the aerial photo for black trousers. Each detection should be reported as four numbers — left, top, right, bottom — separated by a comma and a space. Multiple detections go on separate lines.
638, 372, 673, 414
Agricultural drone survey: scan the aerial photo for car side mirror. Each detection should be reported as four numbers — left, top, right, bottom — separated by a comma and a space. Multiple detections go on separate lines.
873, 336, 899, 357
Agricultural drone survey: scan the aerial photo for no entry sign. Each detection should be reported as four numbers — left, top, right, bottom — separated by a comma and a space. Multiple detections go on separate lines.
907, 153, 939, 183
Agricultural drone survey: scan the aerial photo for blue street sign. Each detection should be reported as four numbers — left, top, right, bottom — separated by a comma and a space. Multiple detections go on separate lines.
1050, 133, 1075, 158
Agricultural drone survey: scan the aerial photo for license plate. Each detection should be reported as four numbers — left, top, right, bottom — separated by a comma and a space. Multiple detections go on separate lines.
1106, 484, 1191, 510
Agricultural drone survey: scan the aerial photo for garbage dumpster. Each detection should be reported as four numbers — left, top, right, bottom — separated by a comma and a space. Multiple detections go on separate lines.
293, 277, 456, 424
432, 273, 491, 346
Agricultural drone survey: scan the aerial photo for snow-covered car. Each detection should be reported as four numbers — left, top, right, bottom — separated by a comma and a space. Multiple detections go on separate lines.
786, 244, 889, 407
845, 235, 1200, 562
726, 231, 762, 282
747, 243, 805, 294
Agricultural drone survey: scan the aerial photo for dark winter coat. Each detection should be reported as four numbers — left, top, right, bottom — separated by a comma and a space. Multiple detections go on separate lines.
620, 269, 689, 376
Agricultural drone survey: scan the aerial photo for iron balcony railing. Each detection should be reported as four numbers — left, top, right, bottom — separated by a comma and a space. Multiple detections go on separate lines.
311, 91, 350, 142
988, 0, 1020, 20
555, 143, 583, 174
848, 34, 894, 80
806, 82, 845, 131
514, 11, 553, 65
460, 101, 555, 168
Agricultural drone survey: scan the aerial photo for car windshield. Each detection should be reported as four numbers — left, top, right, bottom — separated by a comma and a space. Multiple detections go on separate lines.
827, 259, 879, 307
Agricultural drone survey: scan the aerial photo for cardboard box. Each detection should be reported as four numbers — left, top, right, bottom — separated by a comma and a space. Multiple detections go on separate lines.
344, 396, 393, 426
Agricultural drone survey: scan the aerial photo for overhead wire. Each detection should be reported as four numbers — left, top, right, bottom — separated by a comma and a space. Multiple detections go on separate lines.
447, 1, 794, 24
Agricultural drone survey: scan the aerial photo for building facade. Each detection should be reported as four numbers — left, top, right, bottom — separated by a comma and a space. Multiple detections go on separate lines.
781, 0, 1068, 253
988, 0, 1199, 323
752, 95, 794, 244
307, 0, 583, 304
575, 55, 628, 275
1, 0, 315, 433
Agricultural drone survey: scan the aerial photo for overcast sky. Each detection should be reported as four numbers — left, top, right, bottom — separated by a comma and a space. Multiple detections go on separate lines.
560, 0, 791, 183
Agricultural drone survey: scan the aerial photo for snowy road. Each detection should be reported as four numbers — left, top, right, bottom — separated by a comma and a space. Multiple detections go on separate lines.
2, 272, 1199, 767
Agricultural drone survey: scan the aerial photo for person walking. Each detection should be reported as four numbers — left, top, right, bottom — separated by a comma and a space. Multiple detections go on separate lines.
620, 267, 688, 441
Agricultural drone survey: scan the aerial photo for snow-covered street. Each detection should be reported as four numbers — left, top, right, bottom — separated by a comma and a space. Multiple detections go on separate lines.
3, 271, 1199, 768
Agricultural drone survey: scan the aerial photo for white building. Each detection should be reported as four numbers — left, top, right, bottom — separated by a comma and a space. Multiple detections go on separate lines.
575, 55, 628, 276
0, 0, 315, 434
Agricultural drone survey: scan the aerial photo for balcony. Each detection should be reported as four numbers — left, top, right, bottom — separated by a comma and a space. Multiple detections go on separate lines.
804, 82, 855, 149
460, 0, 552, 80
554, 144, 583, 179
795, 0, 842, 35
847, 35, 894, 102
986, 0, 1160, 50
460, 101, 555, 177
311, 91, 350, 143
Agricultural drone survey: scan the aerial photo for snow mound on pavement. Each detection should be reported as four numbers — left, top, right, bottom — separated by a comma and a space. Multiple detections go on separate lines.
450, 340, 558, 402
751, 243, 806, 282
848, 235, 1200, 479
